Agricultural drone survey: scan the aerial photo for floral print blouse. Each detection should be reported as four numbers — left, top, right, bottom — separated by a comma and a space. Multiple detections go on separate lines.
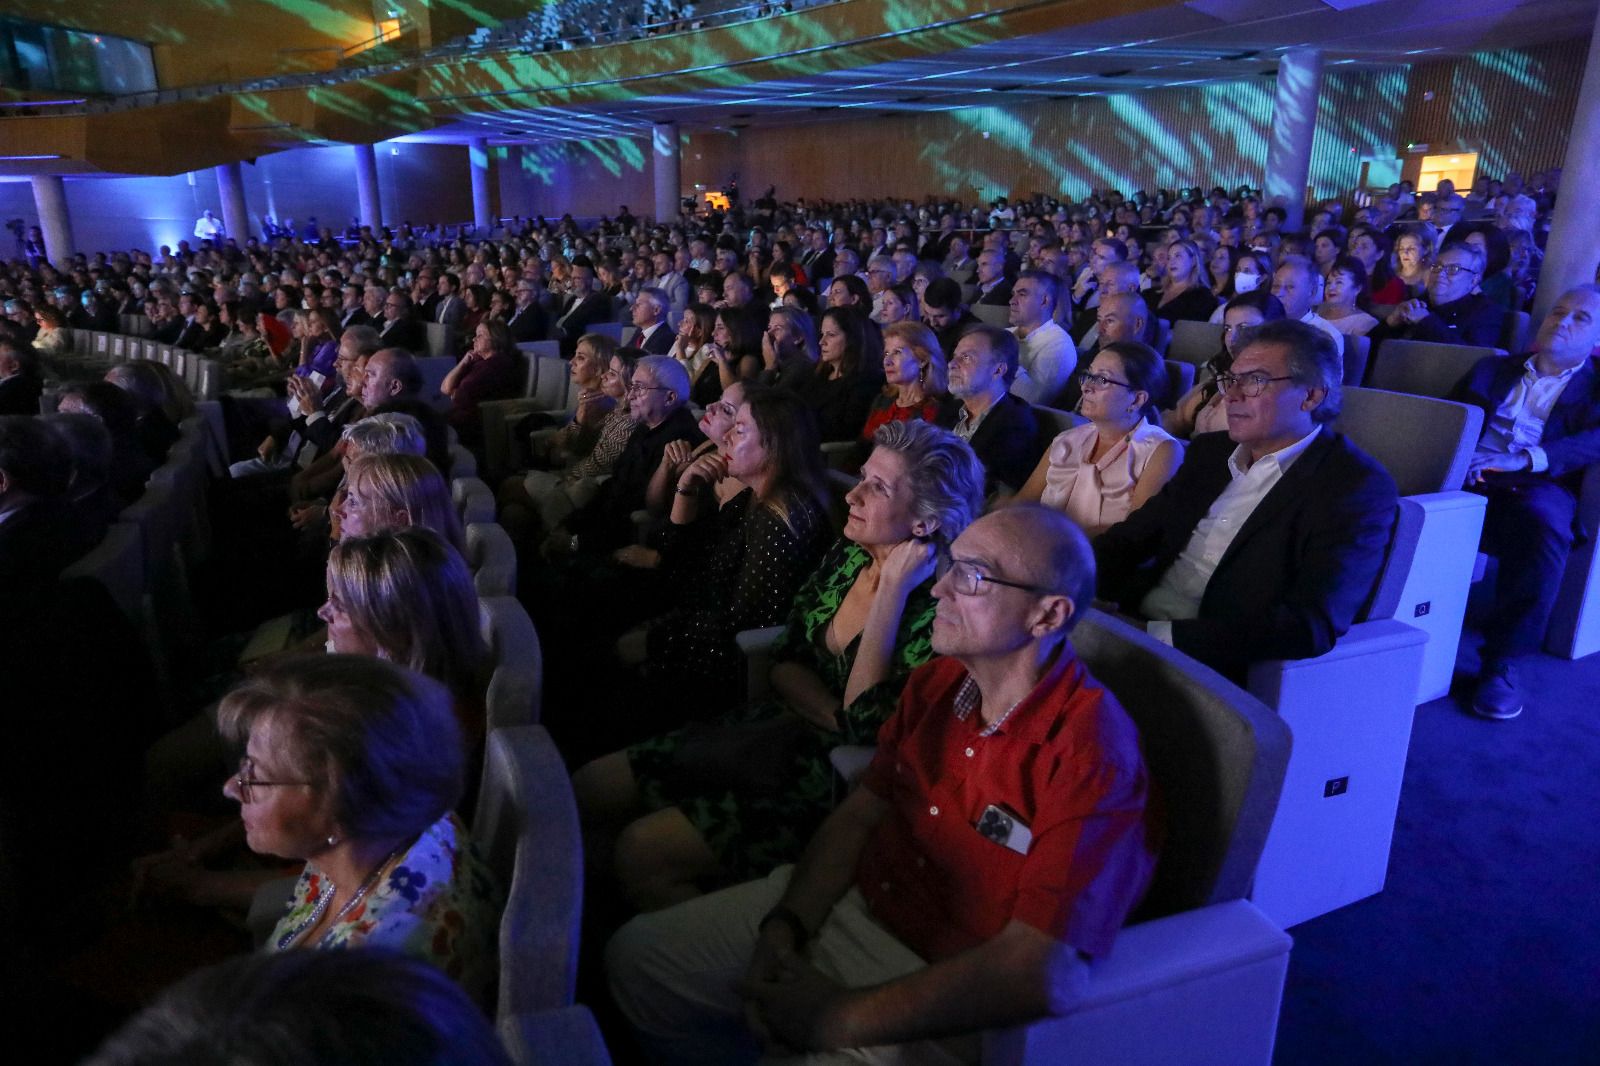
267, 812, 502, 1001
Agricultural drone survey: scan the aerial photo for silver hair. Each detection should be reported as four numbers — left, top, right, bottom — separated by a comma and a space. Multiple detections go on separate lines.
869, 420, 985, 546
634, 354, 690, 404
342, 412, 427, 457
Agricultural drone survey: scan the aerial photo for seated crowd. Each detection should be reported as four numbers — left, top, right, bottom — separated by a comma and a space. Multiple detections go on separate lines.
3, 163, 1595, 1060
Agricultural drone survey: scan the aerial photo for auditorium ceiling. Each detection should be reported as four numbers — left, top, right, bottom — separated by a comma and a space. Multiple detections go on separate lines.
1, 0, 1595, 174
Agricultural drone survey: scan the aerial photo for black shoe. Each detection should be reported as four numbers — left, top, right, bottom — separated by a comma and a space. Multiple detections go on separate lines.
1470, 662, 1524, 721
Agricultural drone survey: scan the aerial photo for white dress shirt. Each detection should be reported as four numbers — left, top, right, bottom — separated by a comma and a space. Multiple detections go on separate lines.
1007, 319, 1075, 405
1477, 357, 1580, 473
1141, 426, 1323, 643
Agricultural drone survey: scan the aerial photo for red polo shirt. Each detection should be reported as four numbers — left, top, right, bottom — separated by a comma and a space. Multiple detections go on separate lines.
855, 651, 1158, 962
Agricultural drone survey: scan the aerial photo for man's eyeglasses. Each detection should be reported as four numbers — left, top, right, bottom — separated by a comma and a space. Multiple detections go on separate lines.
1428, 263, 1477, 279
1215, 371, 1296, 398
233, 757, 307, 804
626, 383, 669, 396
1075, 370, 1132, 392
941, 556, 1058, 598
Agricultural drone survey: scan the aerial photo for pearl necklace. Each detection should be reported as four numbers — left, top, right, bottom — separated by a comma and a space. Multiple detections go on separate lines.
275, 842, 405, 951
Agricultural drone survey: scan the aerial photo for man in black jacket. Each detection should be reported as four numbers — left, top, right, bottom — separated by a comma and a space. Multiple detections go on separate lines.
936, 324, 1042, 496
1094, 320, 1398, 682
376, 291, 425, 352
1369, 241, 1504, 348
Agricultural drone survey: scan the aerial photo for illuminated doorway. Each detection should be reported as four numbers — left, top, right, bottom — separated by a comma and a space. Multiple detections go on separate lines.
1417, 152, 1478, 195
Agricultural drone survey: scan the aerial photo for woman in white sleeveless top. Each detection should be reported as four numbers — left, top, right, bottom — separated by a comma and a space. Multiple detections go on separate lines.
1010, 341, 1182, 537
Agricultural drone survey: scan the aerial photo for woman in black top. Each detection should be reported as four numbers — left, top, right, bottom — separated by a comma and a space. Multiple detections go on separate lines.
800, 306, 882, 442
1155, 238, 1220, 323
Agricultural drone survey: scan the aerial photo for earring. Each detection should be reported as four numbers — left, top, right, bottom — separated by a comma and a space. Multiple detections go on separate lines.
326, 834, 339, 847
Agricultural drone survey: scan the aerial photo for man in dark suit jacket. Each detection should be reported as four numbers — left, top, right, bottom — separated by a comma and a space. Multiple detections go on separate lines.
555, 259, 615, 356
629, 288, 675, 354
1369, 241, 1503, 349
376, 292, 426, 352
0, 341, 43, 416
935, 324, 1043, 496
1094, 320, 1398, 682
970, 248, 1014, 308
506, 282, 550, 344
1449, 285, 1600, 719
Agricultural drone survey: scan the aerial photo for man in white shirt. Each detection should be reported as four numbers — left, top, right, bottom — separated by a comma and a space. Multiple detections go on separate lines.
1006, 270, 1074, 406
194, 210, 223, 241
1449, 285, 1600, 719
1094, 320, 1398, 680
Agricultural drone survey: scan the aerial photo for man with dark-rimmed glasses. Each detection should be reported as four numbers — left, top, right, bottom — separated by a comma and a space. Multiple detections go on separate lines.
1093, 318, 1397, 682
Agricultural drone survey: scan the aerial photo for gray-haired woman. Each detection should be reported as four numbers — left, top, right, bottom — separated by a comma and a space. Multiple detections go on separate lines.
574, 420, 986, 911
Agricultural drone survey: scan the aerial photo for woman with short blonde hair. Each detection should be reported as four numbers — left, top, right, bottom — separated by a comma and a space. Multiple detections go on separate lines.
335, 453, 464, 553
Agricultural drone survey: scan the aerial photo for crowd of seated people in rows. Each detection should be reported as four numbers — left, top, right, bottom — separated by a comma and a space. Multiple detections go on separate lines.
1, 163, 1594, 1060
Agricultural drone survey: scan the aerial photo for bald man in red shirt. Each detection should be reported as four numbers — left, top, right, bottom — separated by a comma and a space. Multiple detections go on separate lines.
608, 506, 1159, 1064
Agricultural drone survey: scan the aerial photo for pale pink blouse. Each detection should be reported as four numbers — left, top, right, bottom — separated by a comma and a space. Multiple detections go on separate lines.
1040, 420, 1178, 533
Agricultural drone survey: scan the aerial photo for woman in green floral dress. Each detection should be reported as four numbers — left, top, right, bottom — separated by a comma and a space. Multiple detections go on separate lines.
575, 420, 986, 912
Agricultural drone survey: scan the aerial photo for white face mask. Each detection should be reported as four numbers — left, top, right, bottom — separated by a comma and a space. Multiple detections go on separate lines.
1234, 271, 1264, 294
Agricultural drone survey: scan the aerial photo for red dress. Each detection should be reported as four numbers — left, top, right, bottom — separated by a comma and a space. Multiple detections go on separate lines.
860, 395, 942, 440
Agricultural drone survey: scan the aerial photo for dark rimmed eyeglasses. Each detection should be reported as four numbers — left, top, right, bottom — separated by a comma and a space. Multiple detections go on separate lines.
1215, 371, 1295, 398
1075, 370, 1132, 392
938, 551, 1058, 598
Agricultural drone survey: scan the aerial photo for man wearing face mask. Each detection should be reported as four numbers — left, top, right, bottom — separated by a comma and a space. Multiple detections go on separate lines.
1369, 240, 1504, 348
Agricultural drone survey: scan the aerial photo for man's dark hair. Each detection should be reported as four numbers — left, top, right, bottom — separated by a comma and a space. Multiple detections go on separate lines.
1242, 319, 1342, 424
922, 277, 965, 312
961, 324, 1021, 387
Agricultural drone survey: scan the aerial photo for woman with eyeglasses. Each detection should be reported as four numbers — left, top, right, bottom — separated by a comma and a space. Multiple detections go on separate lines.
1165, 289, 1287, 440
1010, 341, 1180, 537
219, 652, 499, 998
497, 350, 638, 545
574, 420, 984, 912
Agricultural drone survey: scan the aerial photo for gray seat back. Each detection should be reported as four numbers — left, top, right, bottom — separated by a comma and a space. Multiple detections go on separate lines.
1072, 611, 1291, 919
1168, 320, 1224, 366
1368, 339, 1505, 400
1336, 387, 1482, 496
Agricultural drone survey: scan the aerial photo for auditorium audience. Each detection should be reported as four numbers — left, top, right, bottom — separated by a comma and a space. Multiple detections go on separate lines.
1012, 340, 1181, 536
1095, 319, 1397, 680
606, 505, 1156, 1062
576, 419, 983, 910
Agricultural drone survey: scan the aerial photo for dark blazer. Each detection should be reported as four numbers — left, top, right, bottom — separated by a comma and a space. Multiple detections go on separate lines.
377, 316, 425, 353
1371, 291, 1504, 348
973, 278, 1015, 307
1093, 429, 1398, 681
338, 307, 373, 332
506, 303, 549, 344
1449, 354, 1600, 492
634, 322, 675, 355
556, 293, 614, 354
0, 372, 43, 416
936, 391, 1043, 495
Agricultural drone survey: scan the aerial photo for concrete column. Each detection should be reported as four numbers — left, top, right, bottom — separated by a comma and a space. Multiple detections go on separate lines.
469, 137, 494, 235
353, 143, 382, 229
1532, 11, 1600, 322
215, 161, 251, 243
1264, 49, 1324, 233
652, 122, 681, 226
30, 175, 74, 265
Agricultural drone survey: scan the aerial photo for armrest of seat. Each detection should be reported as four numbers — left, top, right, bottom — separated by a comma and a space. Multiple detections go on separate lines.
736, 625, 787, 701
500, 1005, 612, 1066
481, 398, 551, 483
982, 900, 1291, 1066
1245, 618, 1428, 711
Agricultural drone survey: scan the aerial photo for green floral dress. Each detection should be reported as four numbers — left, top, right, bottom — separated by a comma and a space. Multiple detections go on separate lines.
628, 538, 937, 881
